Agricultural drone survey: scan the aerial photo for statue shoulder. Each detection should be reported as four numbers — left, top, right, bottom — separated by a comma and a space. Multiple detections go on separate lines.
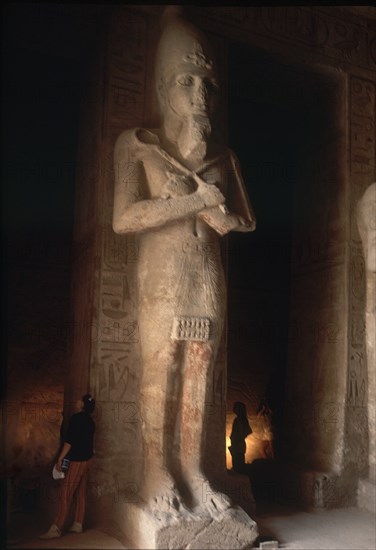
114, 127, 161, 160
114, 128, 140, 156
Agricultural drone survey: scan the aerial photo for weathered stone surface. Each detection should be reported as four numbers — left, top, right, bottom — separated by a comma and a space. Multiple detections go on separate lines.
111, 7, 257, 546
356, 183, 376, 512
344, 81, 376, 501
259, 541, 279, 549
123, 502, 258, 549
357, 183, 376, 477
357, 477, 376, 514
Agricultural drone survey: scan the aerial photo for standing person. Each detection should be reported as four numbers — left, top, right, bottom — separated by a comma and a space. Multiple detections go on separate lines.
256, 398, 274, 459
39, 394, 95, 539
229, 402, 253, 473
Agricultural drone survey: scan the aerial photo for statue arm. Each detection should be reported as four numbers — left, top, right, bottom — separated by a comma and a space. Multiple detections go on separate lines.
225, 150, 256, 233
197, 150, 256, 236
197, 207, 254, 236
112, 132, 225, 234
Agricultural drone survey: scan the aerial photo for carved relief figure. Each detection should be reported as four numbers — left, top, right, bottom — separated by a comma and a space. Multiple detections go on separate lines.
357, 182, 376, 481
112, 8, 256, 514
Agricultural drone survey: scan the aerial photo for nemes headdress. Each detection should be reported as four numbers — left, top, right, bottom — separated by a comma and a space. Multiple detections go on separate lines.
155, 7, 218, 94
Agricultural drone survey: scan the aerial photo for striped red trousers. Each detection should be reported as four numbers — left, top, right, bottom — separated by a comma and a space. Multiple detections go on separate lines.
55, 460, 90, 530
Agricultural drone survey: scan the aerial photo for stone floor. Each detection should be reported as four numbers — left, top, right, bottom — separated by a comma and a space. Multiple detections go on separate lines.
255, 504, 376, 549
6, 510, 127, 549
6, 504, 376, 549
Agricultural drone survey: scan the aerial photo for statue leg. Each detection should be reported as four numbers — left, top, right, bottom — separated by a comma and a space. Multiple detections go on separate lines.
179, 340, 231, 513
138, 310, 187, 514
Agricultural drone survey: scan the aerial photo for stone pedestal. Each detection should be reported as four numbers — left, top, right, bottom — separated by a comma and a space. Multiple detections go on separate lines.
223, 471, 256, 518
358, 478, 376, 514
122, 502, 258, 549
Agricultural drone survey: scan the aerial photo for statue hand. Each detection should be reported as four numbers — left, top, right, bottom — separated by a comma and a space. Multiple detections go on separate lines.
236, 215, 256, 232
197, 182, 225, 208
197, 208, 256, 235
161, 173, 194, 199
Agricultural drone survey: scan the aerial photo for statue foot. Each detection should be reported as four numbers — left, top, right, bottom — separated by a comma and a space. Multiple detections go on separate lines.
141, 470, 191, 518
189, 473, 232, 515
149, 491, 187, 517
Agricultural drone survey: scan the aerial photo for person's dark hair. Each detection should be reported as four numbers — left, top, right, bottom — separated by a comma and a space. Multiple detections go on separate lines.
82, 393, 95, 414
233, 401, 252, 436
233, 401, 247, 417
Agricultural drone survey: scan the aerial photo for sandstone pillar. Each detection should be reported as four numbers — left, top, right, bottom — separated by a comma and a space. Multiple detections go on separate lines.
357, 183, 376, 513
67, 6, 257, 548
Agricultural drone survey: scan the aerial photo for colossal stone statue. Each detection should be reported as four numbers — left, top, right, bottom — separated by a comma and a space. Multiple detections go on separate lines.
112, 7, 257, 547
357, 183, 376, 485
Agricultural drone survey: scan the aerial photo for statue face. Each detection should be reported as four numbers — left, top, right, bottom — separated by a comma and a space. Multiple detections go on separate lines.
166, 71, 219, 119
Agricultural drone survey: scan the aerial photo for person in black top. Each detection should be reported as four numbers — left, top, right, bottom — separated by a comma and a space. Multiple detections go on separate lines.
229, 401, 252, 474
40, 393, 95, 539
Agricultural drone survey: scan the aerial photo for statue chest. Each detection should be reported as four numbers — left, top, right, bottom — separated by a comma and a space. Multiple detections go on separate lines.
141, 153, 227, 198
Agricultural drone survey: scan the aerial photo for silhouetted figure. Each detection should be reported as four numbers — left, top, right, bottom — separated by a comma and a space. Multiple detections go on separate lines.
256, 398, 274, 459
229, 402, 252, 473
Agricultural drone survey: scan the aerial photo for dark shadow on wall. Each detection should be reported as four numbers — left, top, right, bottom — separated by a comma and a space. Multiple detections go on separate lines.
227, 41, 296, 461
1, 5, 98, 539
226, 39, 342, 485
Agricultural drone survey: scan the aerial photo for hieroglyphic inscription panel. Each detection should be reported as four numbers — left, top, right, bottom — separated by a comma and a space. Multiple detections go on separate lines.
345, 77, 376, 476
285, 263, 347, 471
89, 9, 147, 495
198, 7, 376, 74
350, 78, 375, 189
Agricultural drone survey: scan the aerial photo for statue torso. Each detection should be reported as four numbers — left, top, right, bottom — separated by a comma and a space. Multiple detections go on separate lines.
129, 128, 228, 318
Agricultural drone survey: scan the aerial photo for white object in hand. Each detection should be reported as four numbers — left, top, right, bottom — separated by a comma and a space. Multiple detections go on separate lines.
52, 464, 65, 480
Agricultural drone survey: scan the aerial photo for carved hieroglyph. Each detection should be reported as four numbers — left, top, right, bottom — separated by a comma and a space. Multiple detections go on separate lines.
348, 77, 375, 490
357, 183, 376, 482
112, 7, 257, 549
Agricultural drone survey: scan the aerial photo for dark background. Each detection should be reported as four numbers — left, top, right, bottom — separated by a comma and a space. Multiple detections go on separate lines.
2, 5, 107, 543
227, 41, 306, 437
2, 3, 107, 395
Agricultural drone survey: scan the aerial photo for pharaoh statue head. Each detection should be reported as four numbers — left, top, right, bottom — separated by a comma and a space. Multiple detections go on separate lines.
154, 7, 220, 160
357, 183, 376, 273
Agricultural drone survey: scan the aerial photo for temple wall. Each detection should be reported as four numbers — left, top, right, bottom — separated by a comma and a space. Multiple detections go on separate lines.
194, 6, 376, 504
4, 5, 375, 527
69, 5, 376, 514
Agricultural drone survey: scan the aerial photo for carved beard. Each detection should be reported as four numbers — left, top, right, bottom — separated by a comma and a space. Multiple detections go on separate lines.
177, 114, 212, 162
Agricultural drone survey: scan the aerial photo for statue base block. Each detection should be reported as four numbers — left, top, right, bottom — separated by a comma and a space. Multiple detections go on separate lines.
358, 478, 376, 513
122, 502, 258, 549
